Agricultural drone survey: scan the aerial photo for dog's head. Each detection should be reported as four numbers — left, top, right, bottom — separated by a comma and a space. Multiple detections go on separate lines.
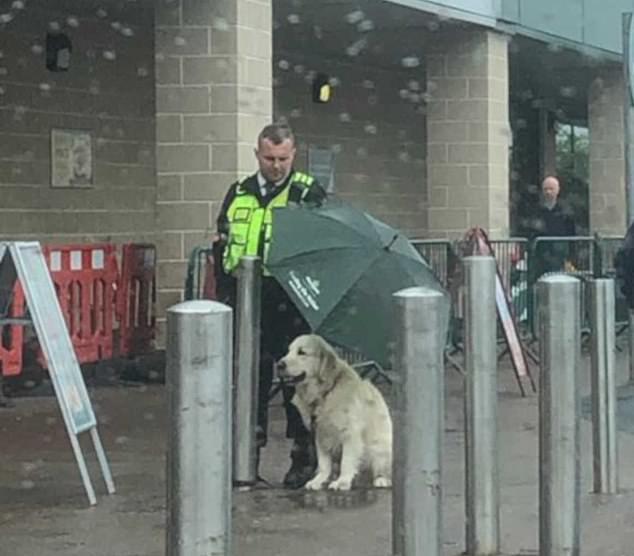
276, 334, 338, 387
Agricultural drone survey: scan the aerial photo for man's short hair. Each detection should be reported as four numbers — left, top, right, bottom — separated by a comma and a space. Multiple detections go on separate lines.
258, 122, 295, 147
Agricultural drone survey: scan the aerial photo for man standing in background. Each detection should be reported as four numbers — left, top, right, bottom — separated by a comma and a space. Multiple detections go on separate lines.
531, 176, 576, 275
534, 176, 576, 238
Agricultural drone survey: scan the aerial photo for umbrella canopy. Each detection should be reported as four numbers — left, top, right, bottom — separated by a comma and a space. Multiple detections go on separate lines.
266, 199, 447, 368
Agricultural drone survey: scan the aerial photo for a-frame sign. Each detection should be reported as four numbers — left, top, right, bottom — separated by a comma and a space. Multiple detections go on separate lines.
0, 242, 115, 505
462, 228, 536, 397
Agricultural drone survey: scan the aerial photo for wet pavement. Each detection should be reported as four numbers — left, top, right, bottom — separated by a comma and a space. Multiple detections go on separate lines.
2, 349, 634, 555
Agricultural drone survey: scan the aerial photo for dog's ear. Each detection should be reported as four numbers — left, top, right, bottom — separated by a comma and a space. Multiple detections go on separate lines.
317, 340, 338, 385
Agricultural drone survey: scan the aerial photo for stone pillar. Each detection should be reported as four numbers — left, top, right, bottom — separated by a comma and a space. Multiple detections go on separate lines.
589, 70, 626, 235
154, 0, 272, 342
426, 29, 510, 239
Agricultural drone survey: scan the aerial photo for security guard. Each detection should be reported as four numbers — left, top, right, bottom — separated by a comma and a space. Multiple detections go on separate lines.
214, 122, 326, 488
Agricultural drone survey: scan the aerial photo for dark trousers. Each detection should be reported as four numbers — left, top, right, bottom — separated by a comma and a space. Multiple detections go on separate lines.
217, 274, 311, 446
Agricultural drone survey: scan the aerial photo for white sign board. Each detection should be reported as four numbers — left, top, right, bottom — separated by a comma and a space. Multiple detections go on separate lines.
0, 242, 114, 505
8, 243, 96, 433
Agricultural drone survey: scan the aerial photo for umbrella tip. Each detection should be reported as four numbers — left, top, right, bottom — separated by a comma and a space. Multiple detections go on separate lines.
384, 234, 398, 251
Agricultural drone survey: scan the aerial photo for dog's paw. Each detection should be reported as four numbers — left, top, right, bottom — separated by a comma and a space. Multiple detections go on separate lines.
373, 476, 391, 488
305, 477, 327, 491
328, 477, 352, 491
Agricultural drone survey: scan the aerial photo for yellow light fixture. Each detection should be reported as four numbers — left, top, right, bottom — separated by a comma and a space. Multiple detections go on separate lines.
312, 73, 332, 104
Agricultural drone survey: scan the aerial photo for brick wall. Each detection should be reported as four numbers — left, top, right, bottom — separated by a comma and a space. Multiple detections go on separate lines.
273, 51, 428, 237
0, 0, 156, 243
425, 29, 510, 239
154, 0, 272, 342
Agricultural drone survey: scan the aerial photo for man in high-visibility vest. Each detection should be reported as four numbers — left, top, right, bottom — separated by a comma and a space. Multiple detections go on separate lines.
214, 122, 326, 488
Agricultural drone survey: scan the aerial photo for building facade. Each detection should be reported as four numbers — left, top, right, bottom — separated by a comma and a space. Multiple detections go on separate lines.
0, 0, 631, 340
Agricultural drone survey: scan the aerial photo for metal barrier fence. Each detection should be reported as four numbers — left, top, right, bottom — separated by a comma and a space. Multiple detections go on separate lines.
410, 239, 454, 289
411, 239, 462, 352
595, 235, 628, 327
528, 236, 596, 338
44, 243, 119, 364
184, 246, 216, 301
595, 235, 624, 276
184, 233, 627, 350
3, 243, 120, 374
489, 239, 529, 332
0, 283, 25, 376
188, 239, 458, 300
117, 243, 157, 357
0, 242, 157, 378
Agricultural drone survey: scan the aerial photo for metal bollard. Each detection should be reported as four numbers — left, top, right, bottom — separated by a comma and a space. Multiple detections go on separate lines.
233, 256, 262, 486
590, 279, 618, 494
393, 287, 449, 556
463, 257, 499, 556
166, 300, 233, 556
538, 275, 580, 556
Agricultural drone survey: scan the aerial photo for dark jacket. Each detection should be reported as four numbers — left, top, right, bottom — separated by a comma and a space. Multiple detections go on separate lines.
531, 202, 576, 239
615, 221, 634, 309
530, 202, 576, 275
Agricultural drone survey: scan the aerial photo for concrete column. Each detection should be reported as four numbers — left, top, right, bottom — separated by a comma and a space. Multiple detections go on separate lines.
154, 0, 272, 342
589, 69, 626, 235
426, 29, 510, 239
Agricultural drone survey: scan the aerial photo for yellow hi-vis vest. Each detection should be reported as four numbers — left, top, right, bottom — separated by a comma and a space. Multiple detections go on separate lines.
223, 171, 316, 274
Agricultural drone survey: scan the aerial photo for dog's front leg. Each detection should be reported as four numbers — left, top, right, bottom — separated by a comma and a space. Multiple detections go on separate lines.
328, 437, 362, 491
304, 433, 332, 490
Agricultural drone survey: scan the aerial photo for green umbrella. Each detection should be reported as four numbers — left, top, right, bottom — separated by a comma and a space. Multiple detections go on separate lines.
266, 199, 447, 368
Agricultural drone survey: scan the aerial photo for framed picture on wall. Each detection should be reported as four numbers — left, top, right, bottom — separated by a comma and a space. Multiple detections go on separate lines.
51, 128, 94, 188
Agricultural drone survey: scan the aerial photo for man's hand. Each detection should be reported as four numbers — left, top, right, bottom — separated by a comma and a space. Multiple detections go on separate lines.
212, 231, 228, 244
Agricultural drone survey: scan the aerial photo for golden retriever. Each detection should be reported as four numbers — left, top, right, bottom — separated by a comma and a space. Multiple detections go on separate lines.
276, 334, 392, 491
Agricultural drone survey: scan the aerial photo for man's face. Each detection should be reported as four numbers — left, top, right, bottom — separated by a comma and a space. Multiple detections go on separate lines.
255, 138, 296, 183
542, 179, 560, 203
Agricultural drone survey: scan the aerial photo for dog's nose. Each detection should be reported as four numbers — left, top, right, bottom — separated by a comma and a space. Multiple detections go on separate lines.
276, 359, 286, 372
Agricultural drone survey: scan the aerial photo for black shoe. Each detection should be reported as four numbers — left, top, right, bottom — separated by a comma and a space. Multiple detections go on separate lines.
283, 463, 315, 489
283, 441, 316, 489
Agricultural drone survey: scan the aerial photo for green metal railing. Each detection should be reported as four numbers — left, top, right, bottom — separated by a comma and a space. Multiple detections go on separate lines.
594, 235, 628, 330
527, 236, 596, 337
185, 234, 627, 344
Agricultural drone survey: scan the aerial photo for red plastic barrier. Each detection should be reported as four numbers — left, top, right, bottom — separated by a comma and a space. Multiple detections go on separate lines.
0, 283, 25, 377
1, 242, 157, 377
39, 244, 119, 367
117, 243, 156, 357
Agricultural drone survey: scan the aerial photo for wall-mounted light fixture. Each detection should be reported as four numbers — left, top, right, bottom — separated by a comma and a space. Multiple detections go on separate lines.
46, 32, 72, 72
312, 72, 331, 104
